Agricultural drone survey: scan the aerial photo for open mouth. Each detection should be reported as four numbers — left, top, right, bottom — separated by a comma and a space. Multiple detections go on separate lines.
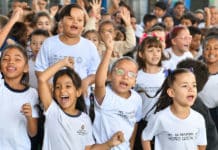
119, 81, 128, 88
60, 95, 69, 103
7, 66, 16, 72
71, 25, 78, 30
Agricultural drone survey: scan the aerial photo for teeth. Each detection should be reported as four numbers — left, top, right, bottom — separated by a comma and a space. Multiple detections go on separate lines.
61, 95, 69, 98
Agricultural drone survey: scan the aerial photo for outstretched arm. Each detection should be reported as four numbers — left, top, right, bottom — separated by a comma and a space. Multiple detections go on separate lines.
38, 57, 74, 110
94, 32, 114, 105
85, 131, 124, 150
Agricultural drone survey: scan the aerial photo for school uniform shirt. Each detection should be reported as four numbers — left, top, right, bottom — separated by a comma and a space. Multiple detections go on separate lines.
198, 74, 218, 109
142, 106, 207, 150
162, 47, 193, 70
34, 35, 100, 80
135, 68, 166, 120
93, 86, 142, 150
0, 79, 39, 150
43, 101, 94, 150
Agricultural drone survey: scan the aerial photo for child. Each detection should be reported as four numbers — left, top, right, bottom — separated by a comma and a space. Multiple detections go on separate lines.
142, 68, 207, 150
33, 11, 53, 35
136, 36, 166, 121
198, 29, 218, 130
163, 25, 193, 69
134, 36, 166, 150
83, 29, 102, 57
38, 57, 124, 150
0, 44, 39, 149
188, 26, 203, 59
93, 32, 142, 150
163, 15, 174, 34
29, 29, 49, 89
98, 6, 136, 59
177, 58, 218, 150
34, 4, 100, 98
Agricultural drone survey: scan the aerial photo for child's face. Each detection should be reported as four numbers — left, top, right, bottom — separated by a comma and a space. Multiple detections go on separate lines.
203, 38, 218, 64
174, 4, 185, 17
54, 74, 81, 113
99, 24, 115, 40
190, 34, 201, 51
163, 17, 174, 30
85, 32, 99, 48
154, 7, 165, 18
1, 48, 28, 80
61, 8, 85, 38
110, 60, 138, 98
167, 72, 197, 107
36, 16, 51, 32
30, 35, 47, 57
180, 19, 192, 27
140, 46, 162, 67
172, 29, 192, 52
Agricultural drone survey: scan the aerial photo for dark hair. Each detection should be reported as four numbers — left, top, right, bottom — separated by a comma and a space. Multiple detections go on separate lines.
30, 29, 50, 41
155, 1, 167, 11
180, 13, 198, 25
59, 4, 86, 26
53, 68, 86, 113
33, 11, 51, 24
0, 44, 29, 87
202, 27, 218, 50
155, 68, 194, 113
188, 26, 201, 36
137, 36, 163, 69
143, 14, 157, 26
0, 15, 9, 28
9, 22, 28, 48
177, 58, 209, 92
173, 1, 184, 8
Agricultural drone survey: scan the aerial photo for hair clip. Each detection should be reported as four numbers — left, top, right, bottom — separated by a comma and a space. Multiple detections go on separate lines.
164, 69, 173, 77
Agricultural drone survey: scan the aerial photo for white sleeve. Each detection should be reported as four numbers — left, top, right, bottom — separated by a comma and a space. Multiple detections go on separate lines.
142, 113, 161, 140
34, 39, 50, 72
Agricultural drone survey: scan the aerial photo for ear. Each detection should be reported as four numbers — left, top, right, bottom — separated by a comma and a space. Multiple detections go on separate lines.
24, 64, 29, 73
138, 51, 143, 58
167, 87, 175, 98
171, 38, 176, 46
76, 88, 82, 98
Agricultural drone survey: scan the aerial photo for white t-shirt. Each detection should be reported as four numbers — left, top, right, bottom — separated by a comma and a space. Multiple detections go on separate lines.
162, 47, 193, 70
93, 86, 142, 150
34, 35, 100, 80
135, 68, 166, 120
198, 74, 218, 108
0, 79, 39, 150
43, 101, 94, 150
142, 106, 207, 150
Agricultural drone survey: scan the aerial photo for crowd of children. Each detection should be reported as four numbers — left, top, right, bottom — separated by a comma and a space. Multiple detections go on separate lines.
0, 0, 218, 150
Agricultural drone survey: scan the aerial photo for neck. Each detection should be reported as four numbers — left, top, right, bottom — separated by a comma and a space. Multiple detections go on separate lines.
59, 34, 80, 45
4, 78, 26, 90
207, 62, 218, 74
170, 104, 190, 119
143, 65, 161, 74
172, 47, 185, 56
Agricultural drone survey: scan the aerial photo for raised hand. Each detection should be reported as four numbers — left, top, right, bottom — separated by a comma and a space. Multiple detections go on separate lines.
119, 7, 131, 26
102, 32, 114, 50
62, 56, 75, 69
90, 0, 102, 15
11, 7, 23, 23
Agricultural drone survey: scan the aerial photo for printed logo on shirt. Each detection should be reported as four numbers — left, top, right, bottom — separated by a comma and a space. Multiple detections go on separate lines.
168, 132, 198, 141
77, 124, 88, 136
52, 55, 83, 65
116, 110, 136, 125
